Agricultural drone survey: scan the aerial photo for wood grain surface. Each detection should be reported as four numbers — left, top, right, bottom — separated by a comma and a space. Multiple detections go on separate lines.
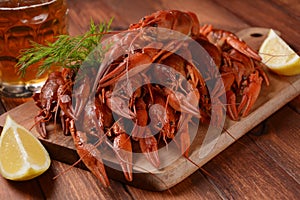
0, 0, 299, 199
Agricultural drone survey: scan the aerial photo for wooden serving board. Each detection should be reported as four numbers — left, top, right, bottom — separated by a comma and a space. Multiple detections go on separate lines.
1, 28, 300, 191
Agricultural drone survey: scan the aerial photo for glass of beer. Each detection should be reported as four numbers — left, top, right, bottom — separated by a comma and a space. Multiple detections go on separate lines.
0, 0, 68, 97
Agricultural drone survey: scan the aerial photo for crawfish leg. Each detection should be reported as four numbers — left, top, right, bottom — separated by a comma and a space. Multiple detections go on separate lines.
99, 52, 152, 88
60, 113, 72, 136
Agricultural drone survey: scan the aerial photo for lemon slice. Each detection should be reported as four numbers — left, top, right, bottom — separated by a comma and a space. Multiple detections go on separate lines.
0, 115, 51, 181
259, 29, 300, 76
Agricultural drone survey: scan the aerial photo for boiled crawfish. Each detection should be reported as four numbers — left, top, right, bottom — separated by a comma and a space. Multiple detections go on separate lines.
199, 24, 269, 119
32, 10, 269, 187
33, 69, 75, 138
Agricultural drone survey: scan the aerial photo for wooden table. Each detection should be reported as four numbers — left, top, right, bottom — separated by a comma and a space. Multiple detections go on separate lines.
1, 0, 300, 199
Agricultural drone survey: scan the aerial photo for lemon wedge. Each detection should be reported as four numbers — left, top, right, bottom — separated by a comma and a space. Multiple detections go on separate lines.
259, 29, 300, 76
0, 115, 51, 181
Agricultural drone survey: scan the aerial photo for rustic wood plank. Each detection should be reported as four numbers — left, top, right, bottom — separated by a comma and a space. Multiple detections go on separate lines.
202, 135, 300, 199
159, 0, 249, 31
0, 176, 44, 199
66, 0, 251, 36
289, 95, 300, 114
0, 96, 32, 111
269, 0, 300, 18
38, 160, 132, 200
67, 0, 160, 35
249, 107, 300, 183
126, 170, 221, 200
97, 0, 161, 28
213, 0, 300, 50
67, 0, 122, 35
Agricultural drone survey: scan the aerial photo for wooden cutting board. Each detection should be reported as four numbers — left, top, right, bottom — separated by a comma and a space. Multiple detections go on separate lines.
0, 27, 299, 191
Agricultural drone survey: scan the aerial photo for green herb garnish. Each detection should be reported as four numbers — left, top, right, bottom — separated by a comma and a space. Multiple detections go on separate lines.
17, 19, 113, 77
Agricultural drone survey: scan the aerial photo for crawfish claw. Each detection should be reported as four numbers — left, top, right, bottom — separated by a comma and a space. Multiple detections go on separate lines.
238, 71, 263, 117
35, 115, 47, 138
71, 131, 110, 187
139, 134, 160, 168
165, 88, 200, 117
112, 133, 133, 182
226, 91, 239, 121
106, 93, 136, 119
227, 36, 262, 61
177, 113, 191, 157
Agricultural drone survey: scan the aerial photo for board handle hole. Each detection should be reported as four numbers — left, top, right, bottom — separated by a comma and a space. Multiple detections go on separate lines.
250, 33, 263, 37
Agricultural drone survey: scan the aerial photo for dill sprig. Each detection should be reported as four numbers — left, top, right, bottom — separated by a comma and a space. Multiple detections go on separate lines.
17, 19, 113, 77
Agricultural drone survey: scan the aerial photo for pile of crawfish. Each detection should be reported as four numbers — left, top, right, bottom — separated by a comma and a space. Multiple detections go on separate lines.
33, 10, 269, 187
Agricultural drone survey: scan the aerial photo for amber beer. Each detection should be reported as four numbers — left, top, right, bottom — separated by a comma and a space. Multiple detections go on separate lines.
0, 0, 68, 97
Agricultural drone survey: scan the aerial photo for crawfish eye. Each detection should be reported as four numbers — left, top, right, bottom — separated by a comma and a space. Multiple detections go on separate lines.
120, 89, 126, 95
157, 121, 163, 128
142, 17, 146, 21
151, 23, 158, 27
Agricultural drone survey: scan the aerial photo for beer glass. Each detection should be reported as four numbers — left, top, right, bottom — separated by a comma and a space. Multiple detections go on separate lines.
0, 0, 68, 97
